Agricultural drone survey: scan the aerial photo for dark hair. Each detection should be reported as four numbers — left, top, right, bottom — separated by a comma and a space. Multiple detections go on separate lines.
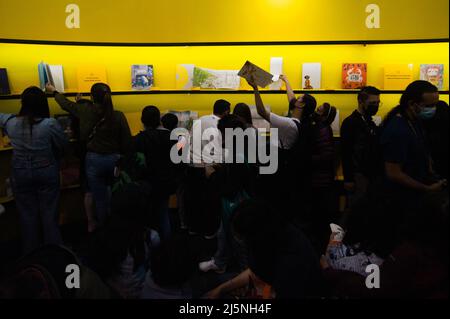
321, 103, 338, 127
383, 81, 438, 126
150, 235, 196, 287
289, 94, 317, 120
91, 83, 114, 126
217, 114, 246, 136
141, 105, 161, 129
19, 86, 50, 135
233, 103, 253, 126
357, 86, 381, 104
213, 99, 231, 116
161, 113, 179, 131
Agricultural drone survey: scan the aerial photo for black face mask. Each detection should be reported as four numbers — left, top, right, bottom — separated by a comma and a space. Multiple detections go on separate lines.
365, 104, 379, 117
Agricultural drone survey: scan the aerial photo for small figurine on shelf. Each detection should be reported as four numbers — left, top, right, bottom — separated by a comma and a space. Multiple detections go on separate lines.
303, 75, 314, 89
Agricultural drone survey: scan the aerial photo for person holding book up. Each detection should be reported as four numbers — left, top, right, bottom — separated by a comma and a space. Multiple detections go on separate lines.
47, 82, 132, 229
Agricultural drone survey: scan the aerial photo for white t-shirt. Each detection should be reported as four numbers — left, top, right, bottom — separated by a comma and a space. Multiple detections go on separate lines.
269, 113, 300, 150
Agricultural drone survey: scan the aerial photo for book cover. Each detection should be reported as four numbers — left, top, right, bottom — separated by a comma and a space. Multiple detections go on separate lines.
48, 65, 65, 93
176, 64, 195, 89
420, 64, 444, 89
302, 63, 322, 90
77, 66, 108, 92
238, 61, 274, 88
269, 57, 283, 90
0, 68, 11, 95
383, 64, 413, 90
38, 62, 48, 90
192, 67, 240, 89
342, 63, 367, 89
131, 65, 154, 90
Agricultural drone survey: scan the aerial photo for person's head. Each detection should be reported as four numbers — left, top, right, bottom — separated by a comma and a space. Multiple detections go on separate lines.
161, 113, 179, 131
19, 86, 50, 119
385, 81, 439, 124
141, 105, 161, 129
357, 86, 381, 117
91, 83, 114, 121
217, 114, 247, 150
233, 103, 253, 126
289, 94, 317, 121
314, 103, 337, 127
150, 235, 196, 288
213, 99, 231, 118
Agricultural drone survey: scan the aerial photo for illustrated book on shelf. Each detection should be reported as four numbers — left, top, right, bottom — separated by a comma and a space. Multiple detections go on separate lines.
192, 67, 240, 90
131, 65, 154, 90
342, 63, 367, 89
420, 64, 444, 90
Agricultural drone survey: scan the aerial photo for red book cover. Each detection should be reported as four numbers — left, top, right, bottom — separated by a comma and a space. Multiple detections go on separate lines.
342, 63, 367, 89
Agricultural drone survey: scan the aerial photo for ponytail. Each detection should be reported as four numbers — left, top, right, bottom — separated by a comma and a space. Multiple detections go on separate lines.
102, 91, 114, 125
91, 83, 114, 128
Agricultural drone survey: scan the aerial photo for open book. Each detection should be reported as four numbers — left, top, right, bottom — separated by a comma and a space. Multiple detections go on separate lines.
238, 61, 275, 88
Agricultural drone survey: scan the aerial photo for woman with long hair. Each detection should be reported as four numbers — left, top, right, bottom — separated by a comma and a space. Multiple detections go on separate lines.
47, 83, 132, 230
0, 86, 67, 253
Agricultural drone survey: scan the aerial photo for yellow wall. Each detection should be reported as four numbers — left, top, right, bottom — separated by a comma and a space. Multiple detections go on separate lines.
0, 0, 448, 42
0, 42, 448, 134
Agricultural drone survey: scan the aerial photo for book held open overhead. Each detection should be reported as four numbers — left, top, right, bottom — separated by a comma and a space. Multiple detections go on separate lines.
238, 61, 275, 88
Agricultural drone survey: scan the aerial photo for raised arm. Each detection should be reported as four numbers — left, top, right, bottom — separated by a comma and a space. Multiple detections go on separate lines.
280, 74, 296, 103
247, 79, 270, 122
46, 83, 82, 117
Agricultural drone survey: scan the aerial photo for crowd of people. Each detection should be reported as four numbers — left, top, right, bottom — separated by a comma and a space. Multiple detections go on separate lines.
0, 76, 448, 299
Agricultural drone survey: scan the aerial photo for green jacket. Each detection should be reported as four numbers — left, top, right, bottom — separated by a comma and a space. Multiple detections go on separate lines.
55, 93, 131, 155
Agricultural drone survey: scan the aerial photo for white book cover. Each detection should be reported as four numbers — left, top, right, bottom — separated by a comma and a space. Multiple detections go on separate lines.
269, 57, 283, 90
48, 65, 65, 93
302, 63, 321, 90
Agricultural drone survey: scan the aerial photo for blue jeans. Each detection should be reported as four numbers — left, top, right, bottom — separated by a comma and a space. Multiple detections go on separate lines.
85, 152, 120, 226
11, 160, 62, 254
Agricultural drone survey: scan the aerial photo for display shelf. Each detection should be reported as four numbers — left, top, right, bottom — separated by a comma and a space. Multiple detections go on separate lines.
1, 38, 449, 47
1, 89, 448, 100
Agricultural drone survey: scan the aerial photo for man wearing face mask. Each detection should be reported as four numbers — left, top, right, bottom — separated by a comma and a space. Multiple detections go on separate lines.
341, 86, 383, 207
421, 100, 449, 180
381, 81, 447, 212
